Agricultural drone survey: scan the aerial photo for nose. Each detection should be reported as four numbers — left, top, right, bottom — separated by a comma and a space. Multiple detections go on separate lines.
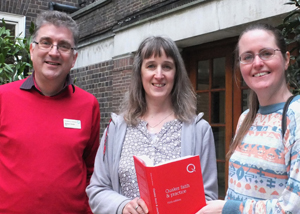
252, 54, 264, 68
48, 44, 60, 55
154, 66, 164, 78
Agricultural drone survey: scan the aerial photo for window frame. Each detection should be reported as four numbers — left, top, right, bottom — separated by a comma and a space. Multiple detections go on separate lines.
182, 37, 239, 198
0, 12, 26, 38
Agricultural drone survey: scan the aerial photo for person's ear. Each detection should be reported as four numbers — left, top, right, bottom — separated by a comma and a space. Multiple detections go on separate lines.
285, 51, 290, 70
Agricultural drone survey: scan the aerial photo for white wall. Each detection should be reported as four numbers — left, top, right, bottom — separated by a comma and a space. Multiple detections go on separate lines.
75, 37, 114, 69
74, 0, 294, 69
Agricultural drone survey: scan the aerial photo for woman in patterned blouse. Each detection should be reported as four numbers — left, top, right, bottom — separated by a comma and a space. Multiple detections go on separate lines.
87, 36, 218, 214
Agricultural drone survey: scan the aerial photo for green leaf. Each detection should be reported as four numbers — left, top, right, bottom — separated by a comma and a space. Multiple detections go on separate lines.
283, 10, 299, 23
0, 54, 4, 64
29, 22, 35, 35
0, 27, 5, 35
4, 64, 14, 73
285, 38, 296, 44
0, 20, 33, 85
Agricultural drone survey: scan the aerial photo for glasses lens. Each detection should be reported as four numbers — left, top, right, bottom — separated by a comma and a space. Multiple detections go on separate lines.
259, 49, 275, 60
39, 40, 52, 49
37, 40, 73, 53
240, 53, 254, 64
58, 43, 72, 52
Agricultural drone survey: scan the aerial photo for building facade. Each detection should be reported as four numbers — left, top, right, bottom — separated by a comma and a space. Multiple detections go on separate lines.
0, 0, 294, 198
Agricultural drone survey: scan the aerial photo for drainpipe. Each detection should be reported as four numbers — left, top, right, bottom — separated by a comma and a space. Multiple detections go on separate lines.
49, 2, 79, 13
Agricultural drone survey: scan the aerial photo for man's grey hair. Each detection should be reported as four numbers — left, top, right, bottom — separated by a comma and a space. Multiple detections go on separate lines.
32, 10, 79, 46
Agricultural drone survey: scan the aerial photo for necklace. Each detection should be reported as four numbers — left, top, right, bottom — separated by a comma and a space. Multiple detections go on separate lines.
147, 112, 173, 129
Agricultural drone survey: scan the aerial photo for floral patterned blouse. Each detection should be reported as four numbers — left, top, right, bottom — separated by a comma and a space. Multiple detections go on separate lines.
118, 119, 182, 198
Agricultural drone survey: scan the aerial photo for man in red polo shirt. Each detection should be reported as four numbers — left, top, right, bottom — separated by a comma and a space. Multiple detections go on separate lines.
0, 10, 100, 213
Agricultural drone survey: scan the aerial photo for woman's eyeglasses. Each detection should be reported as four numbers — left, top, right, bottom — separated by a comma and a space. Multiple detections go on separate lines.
239, 48, 281, 64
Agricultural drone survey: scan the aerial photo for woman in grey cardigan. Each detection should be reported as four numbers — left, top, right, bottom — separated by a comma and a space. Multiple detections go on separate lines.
86, 36, 218, 214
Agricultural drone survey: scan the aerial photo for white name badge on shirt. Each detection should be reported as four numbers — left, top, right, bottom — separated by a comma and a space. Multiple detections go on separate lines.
63, 119, 81, 129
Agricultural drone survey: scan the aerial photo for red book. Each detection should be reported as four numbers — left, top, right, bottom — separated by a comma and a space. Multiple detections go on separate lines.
133, 155, 206, 214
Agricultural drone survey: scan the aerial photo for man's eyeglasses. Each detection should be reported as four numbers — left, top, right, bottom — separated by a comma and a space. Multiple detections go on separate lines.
33, 40, 76, 53
239, 48, 281, 64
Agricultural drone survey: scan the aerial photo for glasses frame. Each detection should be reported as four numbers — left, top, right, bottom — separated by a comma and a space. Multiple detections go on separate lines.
33, 41, 77, 54
239, 48, 281, 65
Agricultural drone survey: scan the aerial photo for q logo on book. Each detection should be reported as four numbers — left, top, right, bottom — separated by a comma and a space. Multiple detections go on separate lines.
186, 163, 196, 173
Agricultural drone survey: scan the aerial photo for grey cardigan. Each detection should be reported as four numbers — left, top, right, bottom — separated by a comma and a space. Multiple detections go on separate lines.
86, 113, 218, 214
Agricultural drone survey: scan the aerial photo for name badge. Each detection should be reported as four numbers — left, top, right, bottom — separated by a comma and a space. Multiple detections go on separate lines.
64, 119, 81, 129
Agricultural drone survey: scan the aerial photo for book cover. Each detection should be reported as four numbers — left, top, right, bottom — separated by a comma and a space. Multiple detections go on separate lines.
133, 155, 206, 214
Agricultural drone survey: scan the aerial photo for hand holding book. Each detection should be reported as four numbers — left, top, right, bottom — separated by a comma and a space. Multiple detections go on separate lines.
134, 155, 206, 214
122, 196, 149, 214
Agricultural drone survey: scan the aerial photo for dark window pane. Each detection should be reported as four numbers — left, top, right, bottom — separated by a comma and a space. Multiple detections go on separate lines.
197, 93, 209, 122
212, 57, 225, 89
211, 91, 225, 123
242, 89, 249, 112
242, 76, 247, 87
217, 162, 226, 199
212, 127, 225, 160
234, 71, 247, 87
0, 23, 15, 37
197, 60, 209, 90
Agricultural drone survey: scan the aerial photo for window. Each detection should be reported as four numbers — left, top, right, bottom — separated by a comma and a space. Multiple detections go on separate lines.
0, 12, 26, 38
183, 37, 240, 198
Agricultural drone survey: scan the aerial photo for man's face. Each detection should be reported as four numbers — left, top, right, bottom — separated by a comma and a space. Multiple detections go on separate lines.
30, 24, 78, 86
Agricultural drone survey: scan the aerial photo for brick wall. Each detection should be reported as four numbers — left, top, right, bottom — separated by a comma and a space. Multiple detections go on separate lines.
114, 0, 167, 20
75, 0, 175, 41
70, 55, 134, 134
0, 0, 78, 37
71, 60, 114, 134
70, 54, 134, 134
112, 55, 134, 113
75, 0, 202, 40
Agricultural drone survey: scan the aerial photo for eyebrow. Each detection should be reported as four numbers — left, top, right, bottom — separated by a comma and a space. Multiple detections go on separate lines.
143, 59, 174, 64
38, 37, 72, 44
242, 47, 276, 54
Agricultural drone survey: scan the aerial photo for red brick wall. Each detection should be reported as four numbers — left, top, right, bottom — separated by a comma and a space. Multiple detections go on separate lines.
71, 60, 114, 133
114, 0, 167, 20
70, 55, 133, 134
0, 0, 78, 36
112, 56, 134, 114
75, 0, 172, 41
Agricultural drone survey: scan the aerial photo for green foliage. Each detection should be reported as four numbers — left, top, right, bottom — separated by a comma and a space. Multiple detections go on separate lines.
280, 0, 300, 94
0, 19, 34, 85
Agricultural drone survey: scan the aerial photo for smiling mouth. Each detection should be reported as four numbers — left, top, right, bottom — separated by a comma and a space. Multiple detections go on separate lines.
152, 83, 165, 87
45, 61, 60, 66
253, 72, 270, 77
